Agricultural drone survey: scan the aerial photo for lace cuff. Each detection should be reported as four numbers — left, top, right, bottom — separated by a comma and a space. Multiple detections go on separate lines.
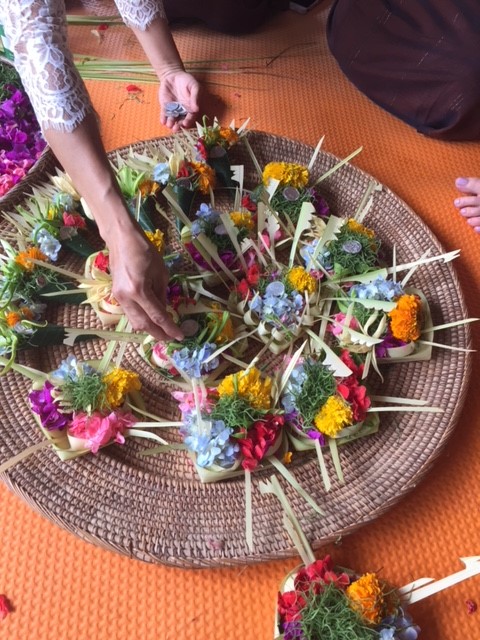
114, 0, 166, 31
1, 1, 94, 133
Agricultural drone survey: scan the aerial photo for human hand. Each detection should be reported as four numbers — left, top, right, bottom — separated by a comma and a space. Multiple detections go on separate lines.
108, 229, 184, 342
159, 70, 200, 132
454, 177, 480, 233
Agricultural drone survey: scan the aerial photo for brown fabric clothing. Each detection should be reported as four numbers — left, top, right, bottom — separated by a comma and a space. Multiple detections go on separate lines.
327, 0, 480, 141
163, 0, 288, 34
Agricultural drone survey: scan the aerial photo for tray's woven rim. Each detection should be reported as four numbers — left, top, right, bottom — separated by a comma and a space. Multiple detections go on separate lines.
0, 56, 57, 211
0, 130, 472, 568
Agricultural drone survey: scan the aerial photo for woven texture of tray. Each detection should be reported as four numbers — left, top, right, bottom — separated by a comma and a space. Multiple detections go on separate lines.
0, 131, 472, 568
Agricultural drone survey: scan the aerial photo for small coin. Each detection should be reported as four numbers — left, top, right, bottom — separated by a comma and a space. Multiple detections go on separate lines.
283, 186, 300, 201
164, 101, 188, 119
179, 319, 200, 337
342, 240, 362, 254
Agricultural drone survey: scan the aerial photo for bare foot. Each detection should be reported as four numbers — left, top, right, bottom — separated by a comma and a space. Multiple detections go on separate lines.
454, 177, 480, 233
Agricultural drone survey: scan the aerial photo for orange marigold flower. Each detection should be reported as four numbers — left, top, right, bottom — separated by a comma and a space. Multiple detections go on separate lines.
388, 294, 422, 342
346, 573, 384, 624
5, 312, 21, 327
139, 179, 160, 197
15, 247, 48, 271
191, 161, 216, 194
219, 127, 239, 145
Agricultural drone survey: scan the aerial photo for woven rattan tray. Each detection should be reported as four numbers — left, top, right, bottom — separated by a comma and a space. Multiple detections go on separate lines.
0, 131, 472, 567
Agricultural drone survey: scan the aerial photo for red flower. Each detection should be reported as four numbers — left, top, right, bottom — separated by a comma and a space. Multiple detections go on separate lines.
337, 350, 370, 423
277, 590, 306, 623
126, 84, 142, 93
241, 193, 257, 212
63, 211, 86, 229
246, 264, 260, 286
98, 23, 109, 31
340, 349, 363, 378
294, 556, 351, 594
93, 251, 110, 273
236, 278, 251, 300
0, 594, 11, 620
239, 415, 284, 471
176, 160, 192, 179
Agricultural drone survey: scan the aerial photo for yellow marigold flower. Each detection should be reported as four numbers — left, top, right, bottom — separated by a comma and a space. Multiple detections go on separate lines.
229, 211, 254, 230
192, 161, 216, 194
346, 573, 384, 624
282, 451, 293, 464
145, 229, 165, 254
314, 395, 353, 437
217, 367, 272, 410
388, 294, 422, 342
262, 162, 309, 189
5, 312, 21, 327
102, 368, 141, 409
346, 219, 376, 238
287, 266, 317, 295
139, 179, 160, 197
219, 127, 239, 145
15, 247, 48, 271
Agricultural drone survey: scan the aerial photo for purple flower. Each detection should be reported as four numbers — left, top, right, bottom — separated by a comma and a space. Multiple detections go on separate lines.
378, 608, 420, 640
29, 381, 71, 431
375, 330, 407, 358
0, 82, 46, 197
283, 619, 305, 640
308, 187, 330, 218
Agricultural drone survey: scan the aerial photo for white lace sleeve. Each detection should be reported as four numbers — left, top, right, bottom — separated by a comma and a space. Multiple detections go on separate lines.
0, 1, 94, 133
114, 0, 166, 31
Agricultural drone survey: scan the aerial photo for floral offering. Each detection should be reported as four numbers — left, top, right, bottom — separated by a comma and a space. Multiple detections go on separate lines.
281, 350, 376, 450
0, 240, 74, 306
6, 189, 94, 258
276, 555, 420, 640
28, 356, 142, 457
261, 161, 330, 226
329, 277, 429, 361
181, 201, 256, 276
143, 303, 242, 380
0, 62, 46, 198
194, 117, 246, 188
173, 367, 284, 480
231, 263, 322, 354
302, 219, 380, 278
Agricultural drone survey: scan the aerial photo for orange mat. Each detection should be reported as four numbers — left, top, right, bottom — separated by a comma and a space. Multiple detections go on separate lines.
1, 3, 480, 639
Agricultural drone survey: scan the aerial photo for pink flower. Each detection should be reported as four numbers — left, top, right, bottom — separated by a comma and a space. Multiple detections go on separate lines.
152, 342, 179, 376
68, 411, 137, 453
172, 389, 217, 415
328, 313, 360, 337
63, 211, 86, 229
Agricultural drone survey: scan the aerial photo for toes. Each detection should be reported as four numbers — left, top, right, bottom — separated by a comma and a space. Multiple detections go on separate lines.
459, 206, 480, 219
455, 195, 480, 209
455, 176, 480, 195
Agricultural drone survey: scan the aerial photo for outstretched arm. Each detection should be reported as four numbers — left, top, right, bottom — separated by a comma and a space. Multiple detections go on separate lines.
114, 0, 200, 130
2, 0, 184, 340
